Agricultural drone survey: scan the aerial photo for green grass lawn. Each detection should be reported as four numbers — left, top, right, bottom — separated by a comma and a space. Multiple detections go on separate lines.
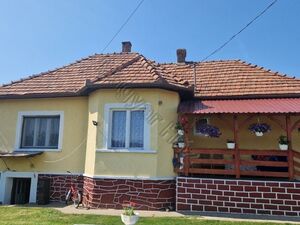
0, 206, 292, 225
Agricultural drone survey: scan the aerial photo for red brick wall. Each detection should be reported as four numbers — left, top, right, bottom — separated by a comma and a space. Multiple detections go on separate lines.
177, 177, 300, 216
38, 174, 83, 201
83, 177, 175, 210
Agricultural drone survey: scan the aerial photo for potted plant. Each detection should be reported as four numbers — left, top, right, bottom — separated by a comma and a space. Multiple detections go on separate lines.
195, 123, 222, 138
175, 122, 184, 135
121, 202, 139, 225
226, 140, 235, 149
248, 123, 271, 137
278, 135, 288, 151
177, 136, 185, 148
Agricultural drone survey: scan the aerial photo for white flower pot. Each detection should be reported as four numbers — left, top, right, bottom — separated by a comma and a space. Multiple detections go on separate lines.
178, 142, 185, 148
227, 142, 235, 149
255, 131, 264, 137
279, 144, 288, 151
177, 129, 184, 135
179, 156, 184, 170
121, 213, 139, 225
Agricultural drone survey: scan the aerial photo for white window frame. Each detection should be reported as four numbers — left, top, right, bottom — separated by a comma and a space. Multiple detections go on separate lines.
102, 103, 151, 152
15, 111, 64, 152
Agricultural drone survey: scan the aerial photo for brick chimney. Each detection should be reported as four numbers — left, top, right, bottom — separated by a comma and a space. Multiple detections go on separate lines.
176, 49, 186, 63
122, 41, 132, 53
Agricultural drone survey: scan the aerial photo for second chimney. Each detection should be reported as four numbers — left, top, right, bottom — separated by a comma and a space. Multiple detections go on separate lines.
122, 41, 132, 53
176, 49, 186, 63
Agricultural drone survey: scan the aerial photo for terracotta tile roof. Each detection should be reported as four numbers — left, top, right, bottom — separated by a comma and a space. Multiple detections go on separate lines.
92, 55, 189, 87
0, 53, 138, 97
1, 52, 300, 99
0, 52, 190, 98
159, 60, 300, 98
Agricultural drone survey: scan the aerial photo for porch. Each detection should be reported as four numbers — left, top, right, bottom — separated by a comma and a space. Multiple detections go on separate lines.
173, 99, 300, 181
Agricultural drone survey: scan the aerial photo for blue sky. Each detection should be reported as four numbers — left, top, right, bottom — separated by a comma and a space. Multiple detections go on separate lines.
0, 0, 299, 85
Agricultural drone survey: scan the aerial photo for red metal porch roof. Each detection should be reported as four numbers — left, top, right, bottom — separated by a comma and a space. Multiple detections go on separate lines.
178, 98, 300, 114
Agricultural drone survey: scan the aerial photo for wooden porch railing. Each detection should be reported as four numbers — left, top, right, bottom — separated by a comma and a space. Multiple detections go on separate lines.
174, 148, 297, 180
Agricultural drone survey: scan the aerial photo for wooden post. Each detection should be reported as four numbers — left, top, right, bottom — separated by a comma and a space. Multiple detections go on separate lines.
286, 115, 294, 180
184, 147, 190, 176
234, 115, 240, 178
181, 114, 190, 176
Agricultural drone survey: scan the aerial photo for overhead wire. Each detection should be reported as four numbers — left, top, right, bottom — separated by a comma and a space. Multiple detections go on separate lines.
200, 0, 278, 62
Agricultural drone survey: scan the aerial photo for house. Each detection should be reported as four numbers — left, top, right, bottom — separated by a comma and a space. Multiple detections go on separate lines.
0, 41, 300, 216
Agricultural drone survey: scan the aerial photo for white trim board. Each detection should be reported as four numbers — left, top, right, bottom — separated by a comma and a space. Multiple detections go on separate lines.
83, 173, 175, 180
37, 172, 82, 176
15, 111, 64, 152
96, 149, 156, 154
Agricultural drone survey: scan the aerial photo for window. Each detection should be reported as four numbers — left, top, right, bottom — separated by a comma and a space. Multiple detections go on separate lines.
16, 111, 64, 151
21, 116, 60, 149
194, 118, 209, 135
110, 109, 145, 149
103, 103, 150, 151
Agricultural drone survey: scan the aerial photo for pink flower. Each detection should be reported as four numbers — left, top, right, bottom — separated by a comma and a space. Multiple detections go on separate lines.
129, 202, 136, 207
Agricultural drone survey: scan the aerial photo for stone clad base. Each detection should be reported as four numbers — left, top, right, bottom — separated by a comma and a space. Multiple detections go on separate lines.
177, 177, 300, 216
83, 177, 176, 210
38, 174, 83, 202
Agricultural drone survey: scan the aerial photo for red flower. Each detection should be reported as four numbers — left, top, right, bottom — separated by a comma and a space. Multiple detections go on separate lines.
129, 202, 136, 207
179, 115, 189, 130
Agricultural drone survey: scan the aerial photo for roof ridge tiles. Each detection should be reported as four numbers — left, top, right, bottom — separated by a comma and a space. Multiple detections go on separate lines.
238, 60, 300, 81
90, 54, 142, 84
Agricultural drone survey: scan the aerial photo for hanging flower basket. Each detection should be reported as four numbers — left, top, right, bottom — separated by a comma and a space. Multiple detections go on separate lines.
177, 136, 185, 149
195, 123, 221, 138
255, 131, 264, 137
248, 123, 271, 136
177, 129, 184, 136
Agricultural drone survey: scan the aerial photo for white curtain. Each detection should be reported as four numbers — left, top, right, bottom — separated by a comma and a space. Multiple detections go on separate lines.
22, 117, 35, 147
49, 117, 60, 147
130, 110, 144, 148
111, 111, 126, 148
21, 116, 60, 148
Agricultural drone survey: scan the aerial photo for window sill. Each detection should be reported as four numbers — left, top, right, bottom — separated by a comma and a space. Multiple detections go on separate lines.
14, 148, 62, 152
96, 149, 157, 154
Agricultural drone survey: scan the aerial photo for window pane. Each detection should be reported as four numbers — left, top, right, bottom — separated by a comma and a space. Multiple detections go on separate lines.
130, 110, 144, 148
21, 117, 35, 147
49, 117, 60, 147
36, 118, 47, 146
21, 116, 60, 149
111, 111, 126, 148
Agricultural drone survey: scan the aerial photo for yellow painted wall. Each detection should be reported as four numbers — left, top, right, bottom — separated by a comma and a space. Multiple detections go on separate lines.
85, 89, 179, 177
1, 91, 299, 178
0, 97, 88, 173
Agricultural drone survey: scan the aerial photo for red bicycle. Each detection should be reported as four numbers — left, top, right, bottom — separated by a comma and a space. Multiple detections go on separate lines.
65, 171, 83, 208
